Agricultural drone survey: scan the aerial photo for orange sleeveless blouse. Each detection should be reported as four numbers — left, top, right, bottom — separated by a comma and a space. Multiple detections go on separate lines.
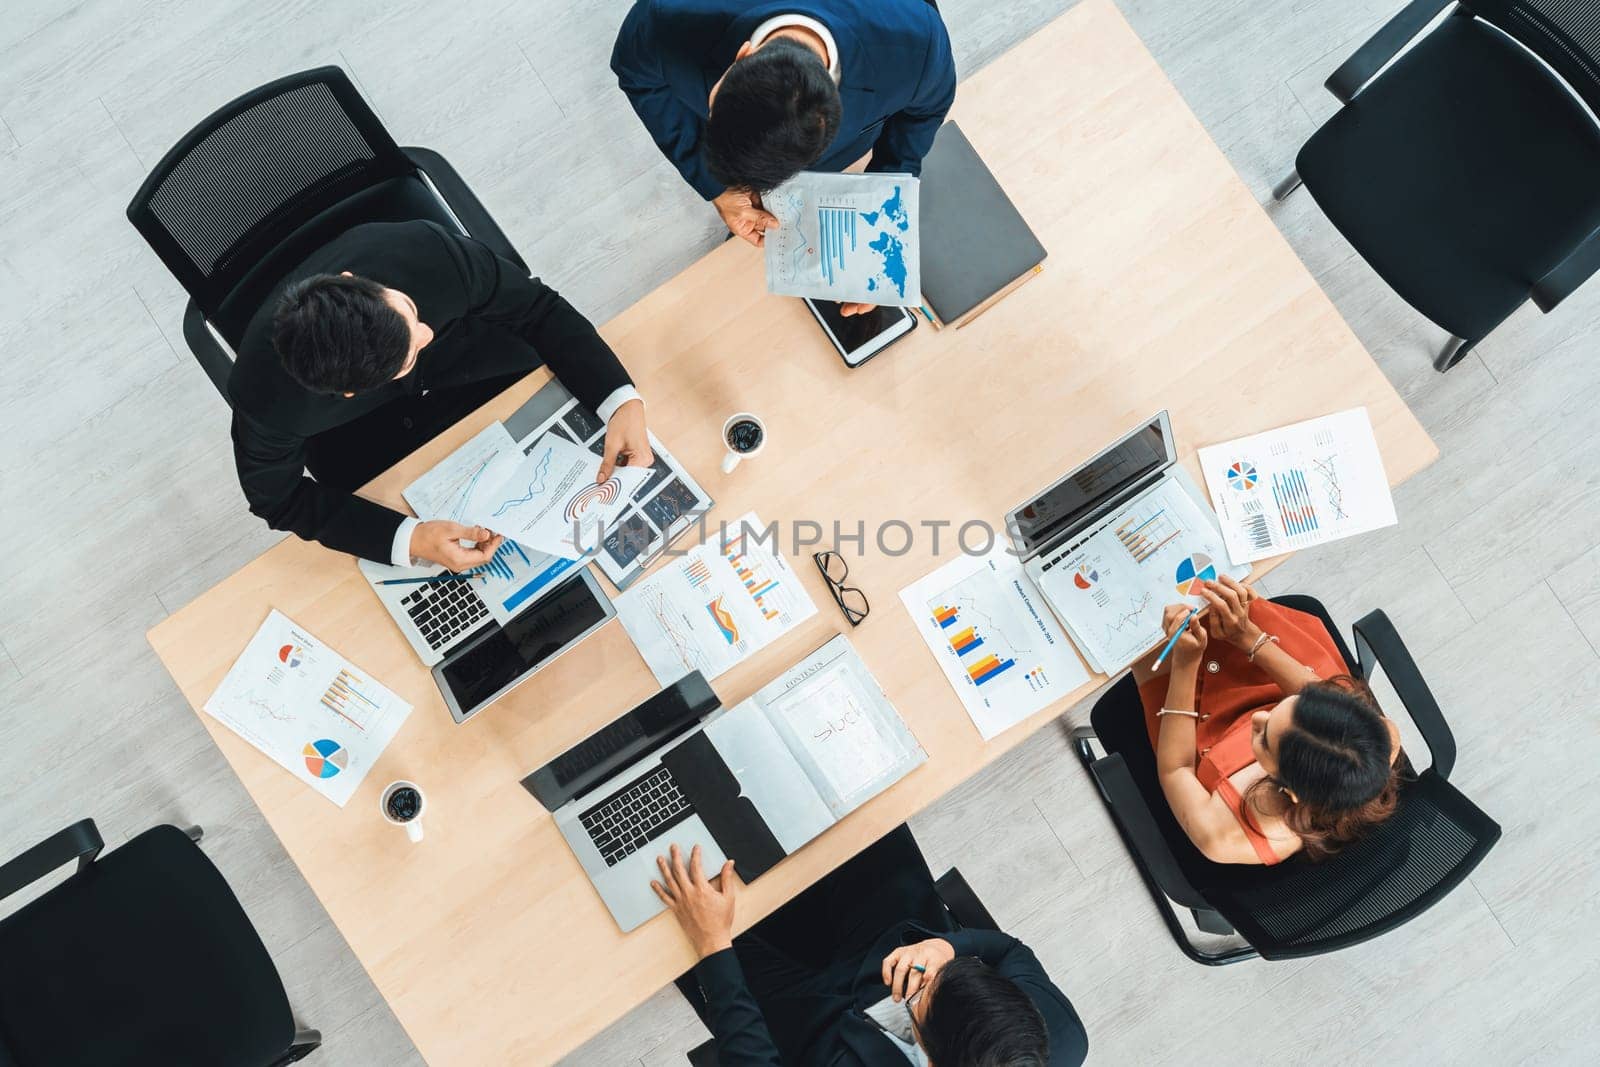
1137, 601, 1348, 865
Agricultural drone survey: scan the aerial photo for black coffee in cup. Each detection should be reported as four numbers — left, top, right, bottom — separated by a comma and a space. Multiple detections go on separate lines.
385, 786, 422, 821
725, 418, 765, 454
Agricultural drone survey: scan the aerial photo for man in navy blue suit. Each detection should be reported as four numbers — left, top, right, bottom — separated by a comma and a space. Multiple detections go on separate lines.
612, 0, 956, 261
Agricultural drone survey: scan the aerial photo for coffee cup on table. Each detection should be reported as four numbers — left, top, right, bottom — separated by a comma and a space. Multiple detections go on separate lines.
380, 780, 427, 843
721, 413, 767, 474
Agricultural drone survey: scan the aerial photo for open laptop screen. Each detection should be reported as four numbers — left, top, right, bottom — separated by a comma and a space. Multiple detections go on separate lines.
1010, 414, 1172, 555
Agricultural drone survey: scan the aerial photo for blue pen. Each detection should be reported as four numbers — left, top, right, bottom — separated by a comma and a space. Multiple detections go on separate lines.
1150, 606, 1201, 670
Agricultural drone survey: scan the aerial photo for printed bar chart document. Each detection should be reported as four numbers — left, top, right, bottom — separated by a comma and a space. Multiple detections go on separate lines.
900, 550, 1089, 740
764, 171, 921, 306
1198, 408, 1397, 565
204, 610, 413, 807
615, 512, 818, 685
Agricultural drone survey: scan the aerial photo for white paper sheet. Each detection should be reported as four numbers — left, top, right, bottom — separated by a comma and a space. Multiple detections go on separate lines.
459, 435, 649, 558
203, 610, 412, 807
1197, 407, 1398, 565
764, 171, 921, 305
614, 512, 818, 685
403, 420, 520, 524
900, 550, 1090, 740
1048, 477, 1248, 672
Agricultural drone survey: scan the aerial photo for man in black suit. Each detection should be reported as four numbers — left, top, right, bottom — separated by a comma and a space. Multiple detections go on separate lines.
652, 827, 1089, 1066
229, 219, 653, 570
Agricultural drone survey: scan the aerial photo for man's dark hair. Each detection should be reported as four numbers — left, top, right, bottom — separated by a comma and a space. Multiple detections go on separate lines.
272, 273, 411, 394
704, 37, 842, 193
919, 957, 1049, 1067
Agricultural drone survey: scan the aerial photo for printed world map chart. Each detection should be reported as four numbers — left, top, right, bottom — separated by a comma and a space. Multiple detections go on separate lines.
764, 171, 921, 306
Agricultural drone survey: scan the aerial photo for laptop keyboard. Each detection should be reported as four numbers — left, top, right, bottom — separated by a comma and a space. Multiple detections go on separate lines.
402, 579, 491, 651
579, 765, 695, 867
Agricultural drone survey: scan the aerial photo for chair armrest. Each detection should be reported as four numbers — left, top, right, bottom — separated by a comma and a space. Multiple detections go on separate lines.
1353, 609, 1456, 780
935, 868, 1000, 931
0, 820, 103, 902
1532, 228, 1600, 312
403, 146, 530, 275
1090, 754, 1210, 910
182, 300, 235, 404
1325, 0, 1456, 105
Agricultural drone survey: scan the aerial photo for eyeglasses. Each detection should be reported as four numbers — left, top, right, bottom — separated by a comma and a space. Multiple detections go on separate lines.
813, 551, 870, 627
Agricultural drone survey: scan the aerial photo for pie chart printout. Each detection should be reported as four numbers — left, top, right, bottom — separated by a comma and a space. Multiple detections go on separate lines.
303, 738, 349, 779
1174, 553, 1217, 596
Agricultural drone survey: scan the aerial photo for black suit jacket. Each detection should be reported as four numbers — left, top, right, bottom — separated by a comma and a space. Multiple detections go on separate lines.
227, 220, 631, 562
694, 921, 1089, 1066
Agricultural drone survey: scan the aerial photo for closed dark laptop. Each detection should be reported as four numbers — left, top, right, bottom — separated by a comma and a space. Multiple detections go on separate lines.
919, 122, 1048, 325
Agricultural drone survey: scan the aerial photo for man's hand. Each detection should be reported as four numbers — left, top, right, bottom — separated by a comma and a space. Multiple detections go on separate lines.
714, 188, 779, 247
598, 398, 654, 482
409, 520, 504, 571
881, 937, 956, 1003
651, 844, 740, 959
839, 303, 876, 317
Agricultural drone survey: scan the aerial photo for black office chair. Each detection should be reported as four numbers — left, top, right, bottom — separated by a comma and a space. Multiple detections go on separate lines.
0, 820, 320, 1065
1073, 596, 1500, 965
125, 65, 527, 401
676, 867, 1000, 1066
1272, 1, 1600, 371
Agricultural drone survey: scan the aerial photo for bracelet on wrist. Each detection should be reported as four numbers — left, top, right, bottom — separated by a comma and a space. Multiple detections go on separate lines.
1248, 632, 1279, 662
1158, 707, 1199, 719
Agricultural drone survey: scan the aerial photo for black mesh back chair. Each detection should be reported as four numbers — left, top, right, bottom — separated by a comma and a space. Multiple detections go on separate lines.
1072, 596, 1500, 965
1272, 1, 1600, 371
0, 821, 320, 1065
126, 65, 526, 399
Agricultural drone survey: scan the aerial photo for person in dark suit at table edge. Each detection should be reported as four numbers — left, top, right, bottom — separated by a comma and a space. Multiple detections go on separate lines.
611, 0, 957, 315
229, 219, 654, 572
651, 826, 1089, 1066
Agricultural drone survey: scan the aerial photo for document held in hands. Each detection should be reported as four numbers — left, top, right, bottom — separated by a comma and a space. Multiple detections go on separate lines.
204, 610, 413, 807
456, 434, 650, 558
764, 171, 922, 306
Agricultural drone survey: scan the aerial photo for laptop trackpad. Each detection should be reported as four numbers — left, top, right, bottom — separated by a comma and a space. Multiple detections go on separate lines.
661, 733, 786, 881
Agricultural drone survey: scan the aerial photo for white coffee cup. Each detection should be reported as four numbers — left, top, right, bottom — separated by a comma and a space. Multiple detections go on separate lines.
380, 780, 427, 843
721, 412, 767, 474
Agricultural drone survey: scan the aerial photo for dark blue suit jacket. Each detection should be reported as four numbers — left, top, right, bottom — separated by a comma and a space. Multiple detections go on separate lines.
611, 0, 956, 199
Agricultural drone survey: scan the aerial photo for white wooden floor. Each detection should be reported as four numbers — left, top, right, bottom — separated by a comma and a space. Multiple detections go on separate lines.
2, 1, 1596, 1064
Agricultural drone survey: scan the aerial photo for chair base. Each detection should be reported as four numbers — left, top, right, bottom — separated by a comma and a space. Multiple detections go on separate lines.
271, 1029, 321, 1065
1071, 726, 1258, 967
1271, 168, 1303, 202
1434, 334, 1473, 372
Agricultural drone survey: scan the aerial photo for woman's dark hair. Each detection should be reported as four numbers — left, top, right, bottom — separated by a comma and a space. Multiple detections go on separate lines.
272, 273, 411, 394
704, 37, 842, 193
919, 956, 1048, 1067
1247, 675, 1400, 860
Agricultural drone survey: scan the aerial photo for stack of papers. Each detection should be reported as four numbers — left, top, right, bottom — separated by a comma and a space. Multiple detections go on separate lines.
1197, 408, 1397, 565
615, 512, 818, 685
764, 171, 922, 306
204, 610, 413, 807
900, 550, 1089, 740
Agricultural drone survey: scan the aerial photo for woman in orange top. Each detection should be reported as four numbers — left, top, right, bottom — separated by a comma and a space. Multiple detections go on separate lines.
1138, 575, 1403, 865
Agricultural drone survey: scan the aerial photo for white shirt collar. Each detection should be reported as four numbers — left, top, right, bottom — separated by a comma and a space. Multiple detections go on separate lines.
748, 13, 841, 83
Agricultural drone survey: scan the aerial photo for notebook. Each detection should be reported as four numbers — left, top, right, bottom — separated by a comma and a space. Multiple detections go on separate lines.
918, 122, 1048, 328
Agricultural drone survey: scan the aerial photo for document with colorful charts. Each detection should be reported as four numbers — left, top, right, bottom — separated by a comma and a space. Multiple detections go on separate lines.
763, 171, 921, 306
203, 610, 413, 807
900, 549, 1090, 741
1196, 407, 1398, 565
614, 512, 819, 686
1051, 476, 1250, 673
453, 432, 651, 559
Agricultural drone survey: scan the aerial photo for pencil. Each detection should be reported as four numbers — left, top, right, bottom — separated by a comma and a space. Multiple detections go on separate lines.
377, 573, 484, 586
1151, 606, 1201, 671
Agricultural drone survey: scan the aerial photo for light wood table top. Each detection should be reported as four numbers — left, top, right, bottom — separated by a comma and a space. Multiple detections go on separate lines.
148, 2, 1436, 1062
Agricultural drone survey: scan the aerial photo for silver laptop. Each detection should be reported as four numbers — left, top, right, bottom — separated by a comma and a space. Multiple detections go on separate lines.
526, 638, 924, 932
359, 563, 615, 723
1007, 411, 1211, 620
